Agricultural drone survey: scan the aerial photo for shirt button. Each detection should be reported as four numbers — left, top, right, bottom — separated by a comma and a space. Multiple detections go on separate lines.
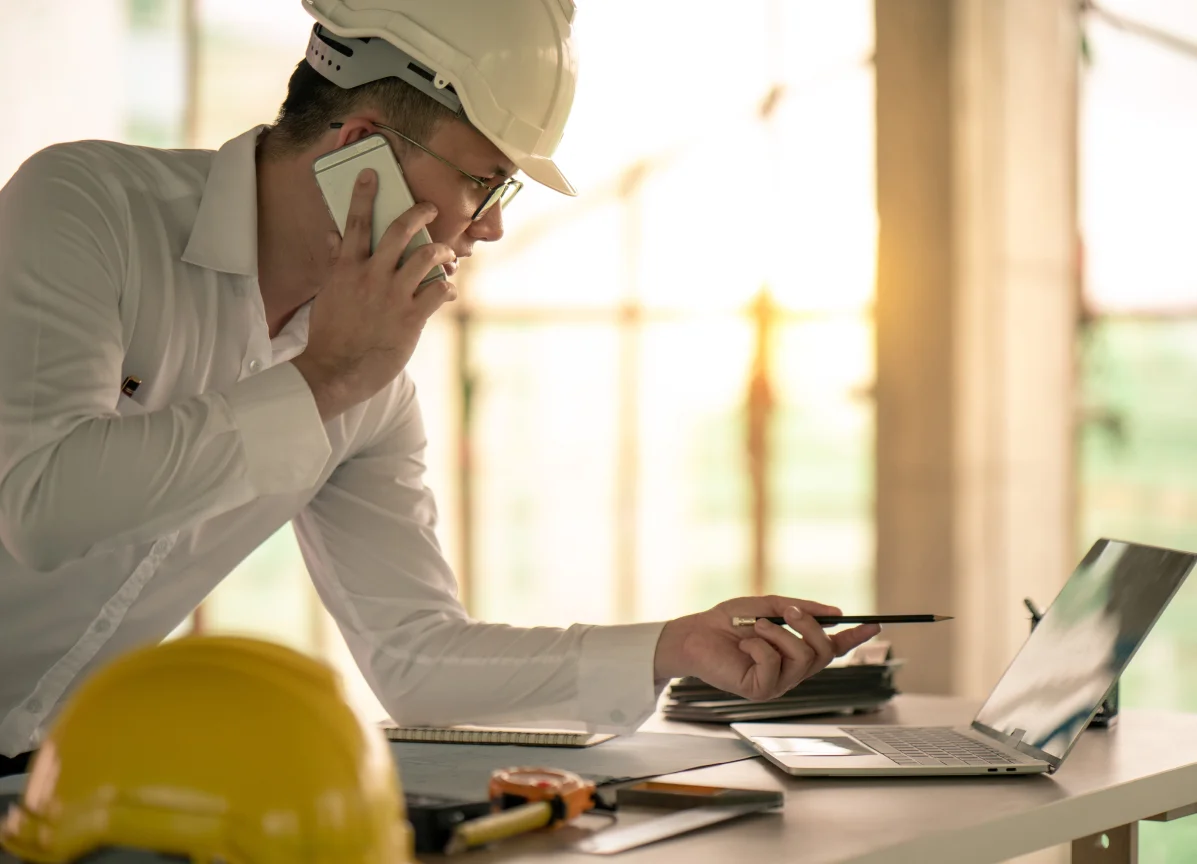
609, 709, 626, 724
95, 619, 111, 633
26, 699, 42, 714
248, 359, 263, 373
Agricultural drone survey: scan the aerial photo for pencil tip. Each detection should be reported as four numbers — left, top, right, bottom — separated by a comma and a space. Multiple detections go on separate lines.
935, 615, 954, 621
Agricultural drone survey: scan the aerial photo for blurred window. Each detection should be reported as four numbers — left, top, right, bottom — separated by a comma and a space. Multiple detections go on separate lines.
1078, 2, 1197, 858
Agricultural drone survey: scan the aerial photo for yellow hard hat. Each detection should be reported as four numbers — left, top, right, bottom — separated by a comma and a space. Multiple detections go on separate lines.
0, 635, 414, 864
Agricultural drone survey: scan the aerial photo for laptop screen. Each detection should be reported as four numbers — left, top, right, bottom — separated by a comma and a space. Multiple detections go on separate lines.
973, 539, 1195, 764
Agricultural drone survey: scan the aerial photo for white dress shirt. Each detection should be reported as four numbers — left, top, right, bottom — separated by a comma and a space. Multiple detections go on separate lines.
0, 126, 665, 757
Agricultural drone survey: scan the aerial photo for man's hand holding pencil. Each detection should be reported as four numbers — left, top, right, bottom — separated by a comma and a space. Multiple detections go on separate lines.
652, 597, 884, 702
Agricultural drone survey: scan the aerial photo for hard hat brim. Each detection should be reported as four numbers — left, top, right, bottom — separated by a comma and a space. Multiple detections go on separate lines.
509, 152, 576, 197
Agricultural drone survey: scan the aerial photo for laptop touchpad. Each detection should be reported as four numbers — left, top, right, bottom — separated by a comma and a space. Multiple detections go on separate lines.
750, 736, 876, 757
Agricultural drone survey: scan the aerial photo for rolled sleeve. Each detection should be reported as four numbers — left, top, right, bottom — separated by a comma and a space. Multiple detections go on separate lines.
578, 621, 667, 731
224, 363, 331, 495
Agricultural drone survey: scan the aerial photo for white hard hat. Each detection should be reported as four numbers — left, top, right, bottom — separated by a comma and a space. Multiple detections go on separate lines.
301, 0, 578, 196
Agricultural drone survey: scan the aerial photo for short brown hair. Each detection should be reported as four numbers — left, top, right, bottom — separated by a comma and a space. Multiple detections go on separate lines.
267, 59, 456, 155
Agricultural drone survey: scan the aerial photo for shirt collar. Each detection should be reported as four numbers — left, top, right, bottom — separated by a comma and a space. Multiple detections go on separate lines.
181, 125, 268, 277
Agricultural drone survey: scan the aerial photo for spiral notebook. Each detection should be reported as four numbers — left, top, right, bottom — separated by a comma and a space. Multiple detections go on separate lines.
380, 723, 616, 748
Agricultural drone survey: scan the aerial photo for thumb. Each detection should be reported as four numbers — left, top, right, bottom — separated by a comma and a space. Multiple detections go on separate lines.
326, 230, 342, 264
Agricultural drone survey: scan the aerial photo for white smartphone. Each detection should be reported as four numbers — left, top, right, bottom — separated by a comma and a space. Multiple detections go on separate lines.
312, 133, 447, 287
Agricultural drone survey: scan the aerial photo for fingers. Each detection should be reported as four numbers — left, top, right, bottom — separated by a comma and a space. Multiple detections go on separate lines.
737, 637, 781, 696
752, 617, 809, 664
400, 243, 459, 303
735, 595, 842, 619
775, 607, 836, 672
743, 607, 843, 698
787, 598, 843, 618
374, 202, 439, 272
696, 599, 884, 705
341, 168, 378, 261
829, 623, 882, 657
750, 618, 814, 697
411, 278, 458, 319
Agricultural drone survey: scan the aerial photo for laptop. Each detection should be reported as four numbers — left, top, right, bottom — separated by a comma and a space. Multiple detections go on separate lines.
731, 538, 1196, 777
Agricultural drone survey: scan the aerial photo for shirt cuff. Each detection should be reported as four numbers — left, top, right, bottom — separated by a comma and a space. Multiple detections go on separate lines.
224, 362, 331, 495
578, 621, 667, 732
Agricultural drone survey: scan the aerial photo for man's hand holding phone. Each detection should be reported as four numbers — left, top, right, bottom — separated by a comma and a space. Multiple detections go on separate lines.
291, 168, 457, 421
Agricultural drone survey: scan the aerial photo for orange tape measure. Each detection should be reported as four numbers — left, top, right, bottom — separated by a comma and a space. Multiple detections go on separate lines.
489, 766, 597, 824
445, 767, 599, 854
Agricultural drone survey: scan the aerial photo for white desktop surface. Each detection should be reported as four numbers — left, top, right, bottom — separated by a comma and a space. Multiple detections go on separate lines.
460, 694, 1197, 864
2, 695, 1194, 864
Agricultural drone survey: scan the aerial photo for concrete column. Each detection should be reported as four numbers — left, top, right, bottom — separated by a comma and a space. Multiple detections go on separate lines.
874, 0, 1079, 700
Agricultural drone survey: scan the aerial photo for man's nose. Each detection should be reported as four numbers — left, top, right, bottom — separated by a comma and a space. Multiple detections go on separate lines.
469, 201, 505, 242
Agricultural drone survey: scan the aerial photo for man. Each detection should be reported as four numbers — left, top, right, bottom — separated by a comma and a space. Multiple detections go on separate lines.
0, 0, 879, 774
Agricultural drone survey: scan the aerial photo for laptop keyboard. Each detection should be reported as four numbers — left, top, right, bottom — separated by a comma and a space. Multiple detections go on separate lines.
842, 726, 1020, 767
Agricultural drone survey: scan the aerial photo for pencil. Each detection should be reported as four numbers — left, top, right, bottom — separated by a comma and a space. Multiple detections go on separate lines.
731, 614, 953, 627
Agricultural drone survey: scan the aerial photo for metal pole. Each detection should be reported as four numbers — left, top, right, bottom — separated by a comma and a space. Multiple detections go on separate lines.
615, 163, 646, 623
745, 0, 787, 599
747, 289, 775, 598
182, 0, 201, 148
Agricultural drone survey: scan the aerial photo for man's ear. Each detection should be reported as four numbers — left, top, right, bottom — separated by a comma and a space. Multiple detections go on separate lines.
330, 116, 386, 149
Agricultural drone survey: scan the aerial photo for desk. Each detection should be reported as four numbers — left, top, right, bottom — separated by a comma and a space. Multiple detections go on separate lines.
463, 695, 1197, 864
2, 695, 1194, 863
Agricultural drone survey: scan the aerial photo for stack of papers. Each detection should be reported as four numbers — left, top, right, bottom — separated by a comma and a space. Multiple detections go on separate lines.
663, 644, 901, 723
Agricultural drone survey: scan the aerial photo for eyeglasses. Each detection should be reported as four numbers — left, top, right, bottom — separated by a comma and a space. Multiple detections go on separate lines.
330, 121, 522, 221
